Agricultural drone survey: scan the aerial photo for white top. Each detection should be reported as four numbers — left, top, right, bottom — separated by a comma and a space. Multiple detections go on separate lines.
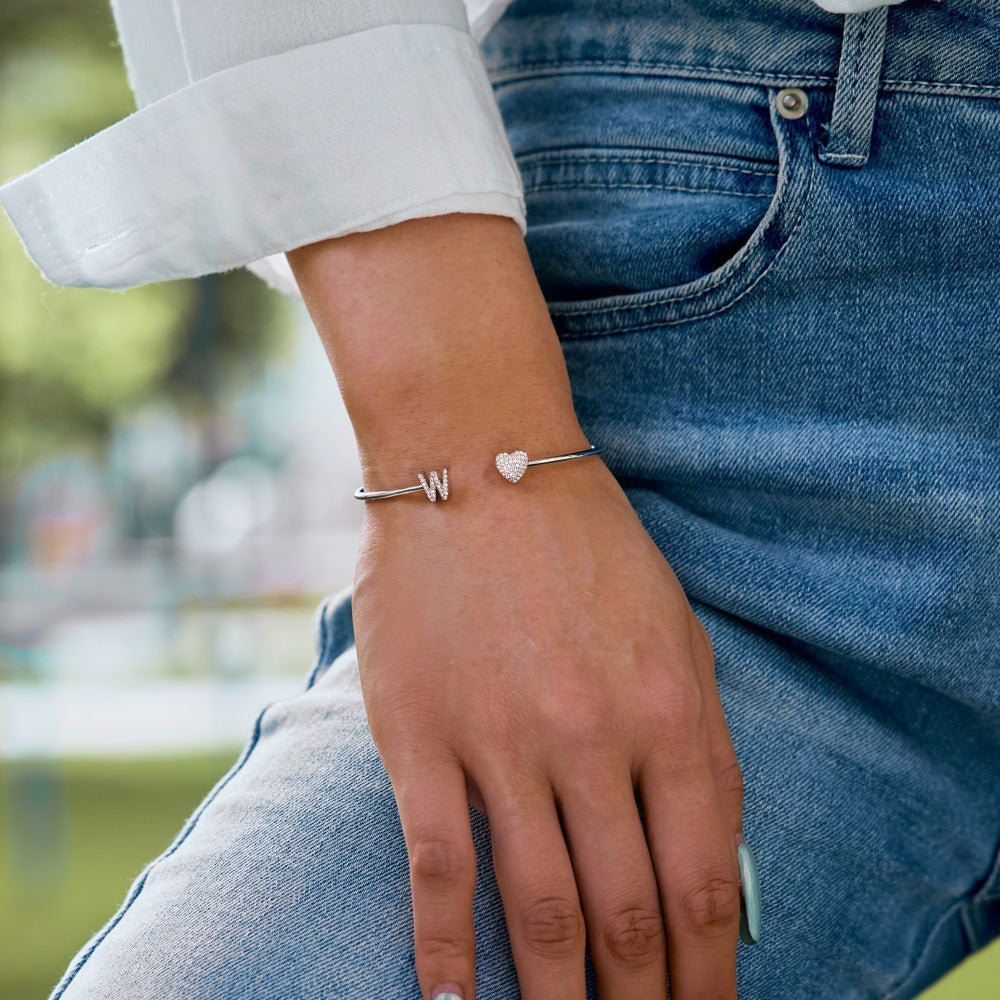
0, 0, 912, 299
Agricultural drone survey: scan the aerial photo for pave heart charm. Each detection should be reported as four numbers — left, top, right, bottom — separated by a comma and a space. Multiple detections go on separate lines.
495, 449, 529, 483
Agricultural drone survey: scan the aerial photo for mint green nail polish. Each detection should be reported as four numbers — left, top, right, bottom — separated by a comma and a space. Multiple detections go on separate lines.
738, 841, 761, 945
432, 994, 463, 1000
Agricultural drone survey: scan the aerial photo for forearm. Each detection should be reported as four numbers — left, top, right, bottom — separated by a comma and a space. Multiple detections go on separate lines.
285, 213, 588, 493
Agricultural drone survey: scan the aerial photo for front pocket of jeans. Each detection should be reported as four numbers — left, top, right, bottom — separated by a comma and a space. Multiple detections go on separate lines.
508, 78, 817, 338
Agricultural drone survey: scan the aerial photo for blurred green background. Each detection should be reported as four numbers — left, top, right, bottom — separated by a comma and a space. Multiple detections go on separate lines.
0, 3, 363, 996
0, 3, 996, 998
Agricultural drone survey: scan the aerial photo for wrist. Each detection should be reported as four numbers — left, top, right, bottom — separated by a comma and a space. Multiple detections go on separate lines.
356, 434, 611, 530
352, 374, 587, 478
357, 417, 593, 495
287, 211, 586, 484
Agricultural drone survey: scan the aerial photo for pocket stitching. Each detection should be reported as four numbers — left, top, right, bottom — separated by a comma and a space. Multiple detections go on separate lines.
554, 99, 792, 310
547, 95, 818, 332
556, 144, 817, 334
525, 180, 774, 198
518, 149, 779, 179
556, 156, 815, 336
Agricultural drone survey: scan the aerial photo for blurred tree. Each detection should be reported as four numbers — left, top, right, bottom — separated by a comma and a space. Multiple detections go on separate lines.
0, 1, 294, 483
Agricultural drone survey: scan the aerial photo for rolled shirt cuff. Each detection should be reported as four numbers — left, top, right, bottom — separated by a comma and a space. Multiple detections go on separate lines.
0, 21, 526, 293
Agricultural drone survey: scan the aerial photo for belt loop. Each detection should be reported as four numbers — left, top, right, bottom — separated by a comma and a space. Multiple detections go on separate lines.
817, 6, 889, 169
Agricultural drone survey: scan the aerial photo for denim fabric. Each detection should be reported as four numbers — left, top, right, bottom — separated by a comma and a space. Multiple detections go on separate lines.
50, 1, 999, 998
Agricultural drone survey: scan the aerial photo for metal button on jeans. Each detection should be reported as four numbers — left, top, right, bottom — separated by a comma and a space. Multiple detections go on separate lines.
776, 87, 808, 119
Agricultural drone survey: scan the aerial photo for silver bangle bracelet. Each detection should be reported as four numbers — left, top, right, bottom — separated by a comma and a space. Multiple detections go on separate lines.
353, 444, 601, 503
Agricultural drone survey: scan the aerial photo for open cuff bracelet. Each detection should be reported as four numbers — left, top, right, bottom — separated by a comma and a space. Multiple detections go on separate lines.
353, 444, 601, 502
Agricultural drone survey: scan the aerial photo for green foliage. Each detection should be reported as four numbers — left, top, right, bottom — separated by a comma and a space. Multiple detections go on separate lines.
0, 1, 295, 476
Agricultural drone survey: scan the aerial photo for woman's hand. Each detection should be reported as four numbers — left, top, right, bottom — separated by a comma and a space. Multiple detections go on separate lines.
286, 211, 744, 999
353, 450, 744, 1000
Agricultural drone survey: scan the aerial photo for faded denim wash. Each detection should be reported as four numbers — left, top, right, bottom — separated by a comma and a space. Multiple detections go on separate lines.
49, 1, 1000, 997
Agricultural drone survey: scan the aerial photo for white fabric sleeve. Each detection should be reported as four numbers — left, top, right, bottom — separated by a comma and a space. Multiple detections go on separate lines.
0, 0, 527, 297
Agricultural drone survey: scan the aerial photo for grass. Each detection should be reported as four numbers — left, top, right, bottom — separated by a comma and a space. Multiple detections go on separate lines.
1, 754, 997, 999
1, 753, 239, 999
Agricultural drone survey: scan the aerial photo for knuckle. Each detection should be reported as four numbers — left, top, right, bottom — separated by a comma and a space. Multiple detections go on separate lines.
602, 906, 665, 967
409, 835, 475, 890
649, 679, 705, 735
518, 895, 586, 958
677, 871, 742, 936
717, 755, 745, 801
416, 929, 471, 965
545, 702, 614, 755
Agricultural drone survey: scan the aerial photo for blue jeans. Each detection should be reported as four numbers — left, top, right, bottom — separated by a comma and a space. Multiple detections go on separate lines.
50, 1, 1000, 997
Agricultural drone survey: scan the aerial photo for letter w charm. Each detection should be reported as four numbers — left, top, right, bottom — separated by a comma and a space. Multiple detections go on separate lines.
417, 468, 449, 502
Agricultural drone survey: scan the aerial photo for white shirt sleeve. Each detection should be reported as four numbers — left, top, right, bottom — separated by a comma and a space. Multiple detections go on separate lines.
0, 0, 913, 298
0, 0, 528, 296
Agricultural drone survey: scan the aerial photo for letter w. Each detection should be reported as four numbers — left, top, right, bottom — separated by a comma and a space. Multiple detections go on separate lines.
417, 468, 449, 502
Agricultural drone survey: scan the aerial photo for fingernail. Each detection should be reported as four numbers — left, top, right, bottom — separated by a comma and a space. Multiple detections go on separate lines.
737, 841, 761, 945
432, 990, 463, 1000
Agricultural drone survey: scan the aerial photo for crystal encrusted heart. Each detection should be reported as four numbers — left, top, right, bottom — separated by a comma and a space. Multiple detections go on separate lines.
495, 450, 529, 483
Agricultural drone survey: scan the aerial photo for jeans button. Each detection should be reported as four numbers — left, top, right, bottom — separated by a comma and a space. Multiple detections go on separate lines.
776, 87, 808, 119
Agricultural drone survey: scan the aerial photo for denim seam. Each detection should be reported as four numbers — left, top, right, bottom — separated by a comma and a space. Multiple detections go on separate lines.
49, 586, 347, 995
880, 828, 1000, 998
959, 903, 978, 952
881, 894, 973, 1000
881, 80, 1000, 97
551, 114, 817, 336
524, 180, 774, 197
820, 151, 868, 165
304, 594, 336, 691
490, 59, 839, 84
50, 701, 278, 998
52, 588, 349, 1000
518, 152, 778, 178
489, 60, 1000, 97
967, 833, 1000, 903
303, 583, 356, 691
